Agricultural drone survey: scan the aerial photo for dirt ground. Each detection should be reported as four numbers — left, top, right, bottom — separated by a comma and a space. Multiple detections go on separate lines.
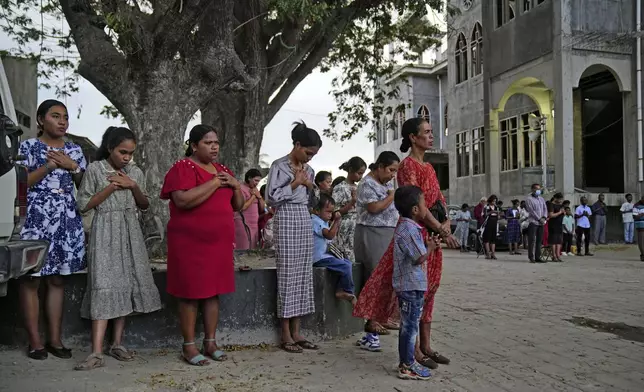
2, 246, 643, 392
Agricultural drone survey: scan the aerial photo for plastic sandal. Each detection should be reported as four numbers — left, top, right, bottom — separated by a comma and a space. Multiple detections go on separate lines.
108, 345, 135, 362
202, 339, 228, 361
182, 342, 209, 366
74, 353, 105, 371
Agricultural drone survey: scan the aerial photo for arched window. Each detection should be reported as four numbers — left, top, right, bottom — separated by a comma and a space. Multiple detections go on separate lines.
444, 104, 449, 136
417, 105, 430, 121
471, 23, 483, 76
455, 33, 468, 84
396, 110, 406, 140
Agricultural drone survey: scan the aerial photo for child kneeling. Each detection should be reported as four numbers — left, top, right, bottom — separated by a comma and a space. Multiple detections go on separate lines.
392, 186, 440, 380
311, 194, 357, 304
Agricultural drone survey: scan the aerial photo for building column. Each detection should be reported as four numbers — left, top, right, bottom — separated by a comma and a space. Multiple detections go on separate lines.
553, 0, 575, 197
622, 92, 639, 193
487, 110, 501, 196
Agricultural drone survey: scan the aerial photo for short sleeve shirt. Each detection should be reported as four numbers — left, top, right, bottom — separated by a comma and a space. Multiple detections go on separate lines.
311, 214, 332, 262
356, 175, 399, 227
575, 205, 592, 228
392, 218, 428, 292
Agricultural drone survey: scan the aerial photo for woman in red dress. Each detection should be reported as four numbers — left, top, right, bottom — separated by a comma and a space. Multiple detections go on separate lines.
160, 125, 244, 366
353, 118, 460, 369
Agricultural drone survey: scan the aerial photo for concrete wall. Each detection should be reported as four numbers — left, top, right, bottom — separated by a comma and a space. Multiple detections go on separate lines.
411, 74, 448, 150
483, 0, 554, 79
446, 0, 486, 204
0, 265, 365, 348
1, 57, 37, 139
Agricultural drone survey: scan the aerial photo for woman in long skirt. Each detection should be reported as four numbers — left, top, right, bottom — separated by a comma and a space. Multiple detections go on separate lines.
266, 121, 322, 354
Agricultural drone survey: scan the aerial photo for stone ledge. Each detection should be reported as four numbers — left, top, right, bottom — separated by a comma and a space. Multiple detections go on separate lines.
0, 264, 365, 348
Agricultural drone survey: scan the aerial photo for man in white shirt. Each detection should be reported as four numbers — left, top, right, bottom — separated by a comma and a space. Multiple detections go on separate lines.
620, 194, 634, 244
575, 197, 593, 256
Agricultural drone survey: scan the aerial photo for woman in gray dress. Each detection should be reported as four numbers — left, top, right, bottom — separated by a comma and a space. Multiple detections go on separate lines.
266, 121, 322, 353
332, 156, 367, 261
74, 127, 161, 370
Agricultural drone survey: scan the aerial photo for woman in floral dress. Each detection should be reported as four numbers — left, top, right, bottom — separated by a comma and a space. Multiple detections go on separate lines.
18, 100, 87, 360
332, 157, 367, 261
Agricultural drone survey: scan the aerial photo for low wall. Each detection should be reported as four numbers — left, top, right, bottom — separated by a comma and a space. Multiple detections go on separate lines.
0, 263, 365, 348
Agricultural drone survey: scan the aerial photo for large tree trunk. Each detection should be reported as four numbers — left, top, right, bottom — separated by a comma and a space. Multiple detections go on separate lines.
125, 104, 195, 258
201, 87, 268, 179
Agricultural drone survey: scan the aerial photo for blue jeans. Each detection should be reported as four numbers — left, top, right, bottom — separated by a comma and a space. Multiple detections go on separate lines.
624, 222, 634, 243
397, 290, 425, 366
313, 257, 355, 294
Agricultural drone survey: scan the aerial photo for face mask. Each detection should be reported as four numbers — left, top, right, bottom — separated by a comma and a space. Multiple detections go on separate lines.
534, 190, 541, 196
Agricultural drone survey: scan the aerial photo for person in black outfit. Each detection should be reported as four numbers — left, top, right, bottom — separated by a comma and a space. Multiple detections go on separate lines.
547, 193, 565, 262
482, 195, 499, 260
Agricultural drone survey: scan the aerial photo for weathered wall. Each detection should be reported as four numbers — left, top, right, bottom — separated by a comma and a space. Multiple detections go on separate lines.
0, 266, 365, 348
446, 0, 486, 204
483, 0, 554, 79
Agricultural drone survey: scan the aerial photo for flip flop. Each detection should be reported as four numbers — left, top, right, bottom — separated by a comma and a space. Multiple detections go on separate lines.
364, 322, 390, 335
280, 342, 303, 354
295, 340, 319, 350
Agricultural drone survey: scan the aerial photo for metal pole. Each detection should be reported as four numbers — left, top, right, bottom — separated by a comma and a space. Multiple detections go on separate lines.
541, 118, 547, 189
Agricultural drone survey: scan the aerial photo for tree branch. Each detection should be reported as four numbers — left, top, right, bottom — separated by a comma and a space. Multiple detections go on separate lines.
151, 0, 213, 60
266, 13, 355, 122
58, 0, 130, 109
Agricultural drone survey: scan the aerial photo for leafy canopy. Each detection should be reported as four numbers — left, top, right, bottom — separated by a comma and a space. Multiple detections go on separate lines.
1, 0, 448, 140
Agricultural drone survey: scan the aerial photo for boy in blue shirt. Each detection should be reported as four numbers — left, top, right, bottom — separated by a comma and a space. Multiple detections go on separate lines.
311, 194, 356, 304
392, 185, 439, 381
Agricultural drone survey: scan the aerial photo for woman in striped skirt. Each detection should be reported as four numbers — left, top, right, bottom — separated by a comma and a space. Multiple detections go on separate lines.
265, 121, 322, 353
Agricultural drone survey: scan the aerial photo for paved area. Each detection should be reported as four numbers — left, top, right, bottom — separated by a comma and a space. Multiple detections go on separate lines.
1, 245, 643, 392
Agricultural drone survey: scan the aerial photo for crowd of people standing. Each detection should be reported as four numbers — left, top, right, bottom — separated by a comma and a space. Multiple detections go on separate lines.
12, 99, 644, 380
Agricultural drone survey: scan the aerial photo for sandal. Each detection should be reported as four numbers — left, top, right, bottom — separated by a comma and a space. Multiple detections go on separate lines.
364, 321, 390, 335
182, 342, 209, 366
295, 340, 319, 350
202, 339, 228, 361
74, 353, 105, 371
280, 342, 303, 353
427, 351, 450, 365
108, 345, 135, 362
27, 346, 48, 360
45, 343, 72, 359
416, 355, 438, 370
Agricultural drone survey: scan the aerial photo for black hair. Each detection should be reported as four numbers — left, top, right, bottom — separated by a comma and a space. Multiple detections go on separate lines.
185, 124, 217, 157
260, 184, 267, 198
339, 156, 367, 173
291, 121, 322, 148
564, 206, 571, 211
36, 99, 67, 137
394, 185, 423, 218
511, 199, 520, 205
461, 203, 469, 209
315, 171, 332, 186
553, 192, 564, 200
315, 193, 335, 211
487, 194, 497, 203
96, 126, 136, 161
563, 199, 571, 206
400, 117, 428, 153
497, 200, 504, 206
331, 176, 346, 188
626, 193, 632, 198
369, 151, 400, 171
244, 168, 262, 183
531, 183, 540, 190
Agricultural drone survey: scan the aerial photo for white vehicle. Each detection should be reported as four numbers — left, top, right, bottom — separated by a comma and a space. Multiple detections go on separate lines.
0, 60, 48, 296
